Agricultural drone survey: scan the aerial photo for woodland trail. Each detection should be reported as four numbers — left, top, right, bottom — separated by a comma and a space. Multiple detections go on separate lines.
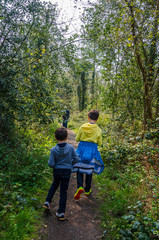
41, 129, 103, 240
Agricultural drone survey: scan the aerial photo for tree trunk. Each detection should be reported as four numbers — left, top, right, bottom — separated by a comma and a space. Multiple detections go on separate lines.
143, 78, 152, 128
91, 42, 96, 106
126, 1, 157, 128
155, 85, 159, 118
91, 70, 95, 106
81, 71, 86, 111
77, 84, 82, 111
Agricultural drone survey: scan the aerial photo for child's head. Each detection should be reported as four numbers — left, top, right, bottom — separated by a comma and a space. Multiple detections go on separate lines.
88, 110, 99, 121
55, 128, 68, 141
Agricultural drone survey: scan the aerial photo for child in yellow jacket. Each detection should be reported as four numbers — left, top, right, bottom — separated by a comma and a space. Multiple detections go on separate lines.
72, 110, 104, 200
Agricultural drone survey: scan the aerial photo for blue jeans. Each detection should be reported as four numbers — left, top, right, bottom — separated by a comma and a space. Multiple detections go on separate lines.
77, 172, 92, 192
46, 169, 71, 213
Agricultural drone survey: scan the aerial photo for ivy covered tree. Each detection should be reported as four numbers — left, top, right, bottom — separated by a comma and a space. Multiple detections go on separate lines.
0, 0, 67, 140
80, 0, 159, 128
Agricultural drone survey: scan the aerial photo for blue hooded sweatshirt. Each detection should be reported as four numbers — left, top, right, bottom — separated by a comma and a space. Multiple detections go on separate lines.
48, 143, 79, 169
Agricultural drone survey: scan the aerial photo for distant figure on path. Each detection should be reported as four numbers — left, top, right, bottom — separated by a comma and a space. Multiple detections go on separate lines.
73, 110, 104, 200
43, 128, 79, 220
62, 109, 70, 128
66, 109, 70, 119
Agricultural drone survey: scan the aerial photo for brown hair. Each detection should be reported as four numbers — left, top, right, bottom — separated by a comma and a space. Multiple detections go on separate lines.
55, 128, 68, 141
88, 110, 99, 120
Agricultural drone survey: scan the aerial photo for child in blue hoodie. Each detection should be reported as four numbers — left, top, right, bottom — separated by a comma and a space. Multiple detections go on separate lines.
43, 128, 79, 220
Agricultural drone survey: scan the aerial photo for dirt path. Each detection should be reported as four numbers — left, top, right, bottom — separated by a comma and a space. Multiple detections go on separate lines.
42, 129, 103, 240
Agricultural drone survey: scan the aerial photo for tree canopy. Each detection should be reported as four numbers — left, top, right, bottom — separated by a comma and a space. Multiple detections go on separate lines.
0, 0, 158, 140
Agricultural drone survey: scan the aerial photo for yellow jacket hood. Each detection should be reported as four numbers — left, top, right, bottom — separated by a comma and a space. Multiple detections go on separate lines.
76, 123, 102, 146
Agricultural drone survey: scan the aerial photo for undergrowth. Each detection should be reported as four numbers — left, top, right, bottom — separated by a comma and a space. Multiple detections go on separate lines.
69, 111, 159, 240
96, 116, 159, 240
0, 121, 59, 239
2, 110, 158, 239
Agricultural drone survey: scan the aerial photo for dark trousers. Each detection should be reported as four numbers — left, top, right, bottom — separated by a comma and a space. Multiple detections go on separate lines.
77, 172, 92, 192
63, 122, 67, 128
46, 169, 71, 213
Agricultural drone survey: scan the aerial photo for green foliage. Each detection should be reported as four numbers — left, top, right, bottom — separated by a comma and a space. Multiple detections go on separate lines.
95, 153, 158, 239
120, 203, 159, 240
68, 111, 88, 132
1, 208, 37, 240
0, 121, 59, 239
91, 112, 158, 239
0, 0, 70, 141
71, 110, 158, 239
81, 0, 159, 126
74, 60, 93, 111
1, 0, 159, 237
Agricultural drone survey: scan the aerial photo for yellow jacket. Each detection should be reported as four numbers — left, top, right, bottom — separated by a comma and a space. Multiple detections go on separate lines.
75, 123, 102, 146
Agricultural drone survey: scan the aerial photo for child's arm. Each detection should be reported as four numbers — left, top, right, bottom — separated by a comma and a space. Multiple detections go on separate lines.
48, 148, 55, 167
72, 148, 80, 165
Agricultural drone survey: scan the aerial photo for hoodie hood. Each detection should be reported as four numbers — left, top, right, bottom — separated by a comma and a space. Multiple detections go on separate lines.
81, 123, 99, 137
75, 122, 102, 146
54, 143, 70, 157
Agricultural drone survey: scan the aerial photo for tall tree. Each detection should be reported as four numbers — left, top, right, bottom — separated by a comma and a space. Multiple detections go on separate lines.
0, 0, 66, 140
81, 0, 159, 127
125, 0, 159, 126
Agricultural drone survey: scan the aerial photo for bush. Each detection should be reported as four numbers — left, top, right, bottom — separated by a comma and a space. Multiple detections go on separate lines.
0, 122, 59, 239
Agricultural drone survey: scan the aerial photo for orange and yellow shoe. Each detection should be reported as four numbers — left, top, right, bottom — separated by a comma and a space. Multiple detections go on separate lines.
43, 201, 51, 209
74, 187, 84, 200
85, 189, 92, 196
56, 212, 65, 221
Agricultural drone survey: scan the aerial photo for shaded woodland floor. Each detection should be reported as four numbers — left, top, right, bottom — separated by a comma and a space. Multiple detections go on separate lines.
41, 129, 103, 240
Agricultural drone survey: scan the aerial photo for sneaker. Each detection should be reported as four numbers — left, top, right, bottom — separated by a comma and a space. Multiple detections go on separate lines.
56, 212, 65, 221
43, 202, 50, 210
85, 189, 92, 196
74, 187, 84, 200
